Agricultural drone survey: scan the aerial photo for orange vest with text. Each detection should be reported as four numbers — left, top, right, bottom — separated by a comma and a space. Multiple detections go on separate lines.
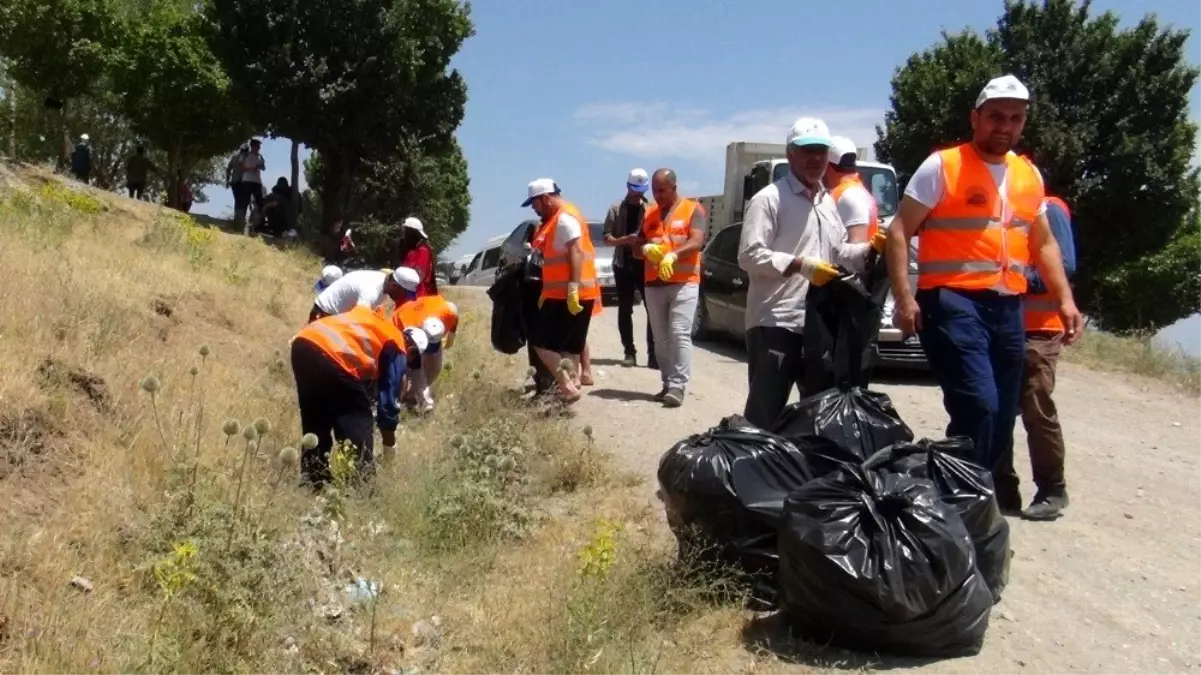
532, 201, 601, 302
391, 294, 460, 335
917, 143, 1042, 295
1023, 195, 1070, 333
641, 198, 703, 284
831, 174, 880, 239
295, 305, 406, 380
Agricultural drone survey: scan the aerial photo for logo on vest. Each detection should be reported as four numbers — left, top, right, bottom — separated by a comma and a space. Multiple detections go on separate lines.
966, 187, 989, 206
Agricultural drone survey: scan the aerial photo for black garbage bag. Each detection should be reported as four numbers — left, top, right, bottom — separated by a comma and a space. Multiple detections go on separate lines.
778, 464, 993, 658
487, 264, 525, 354
803, 250, 891, 394
657, 415, 814, 608
864, 437, 1011, 603
772, 387, 913, 474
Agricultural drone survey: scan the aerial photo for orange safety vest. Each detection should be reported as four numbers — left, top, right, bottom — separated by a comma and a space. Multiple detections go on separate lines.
532, 201, 601, 301
294, 305, 407, 380
1023, 195, 1070, 334
917, 143, 1042, 294
831, 174, 880, 240
391, 294, 460, 335
642, 198, 702, 284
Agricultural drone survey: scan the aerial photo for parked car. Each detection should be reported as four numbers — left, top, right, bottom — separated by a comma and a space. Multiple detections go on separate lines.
694, 222, 928, 370
495, 218, 622, 306
458, 234, 507, 287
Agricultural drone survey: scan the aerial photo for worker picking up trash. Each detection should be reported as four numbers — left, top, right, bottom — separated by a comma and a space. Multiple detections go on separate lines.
308, 266, 422, 323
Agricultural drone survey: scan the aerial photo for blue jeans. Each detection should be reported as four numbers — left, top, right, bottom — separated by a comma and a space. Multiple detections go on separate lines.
916, 288, 1025, 490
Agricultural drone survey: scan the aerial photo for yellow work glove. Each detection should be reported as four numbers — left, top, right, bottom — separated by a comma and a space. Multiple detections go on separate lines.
538, 295, 545, 309
870, 230, 888, 254
799, 257, 840, 287
641, 243, 666, 265
658, 252, 677, 282
566, 282, 584, 315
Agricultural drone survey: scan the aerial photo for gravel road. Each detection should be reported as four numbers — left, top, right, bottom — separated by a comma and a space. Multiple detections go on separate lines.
560, 297, 1201, 674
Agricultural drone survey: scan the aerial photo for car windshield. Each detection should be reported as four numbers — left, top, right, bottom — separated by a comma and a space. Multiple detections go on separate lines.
769, 162, 899, 217
590, 221, 611, 248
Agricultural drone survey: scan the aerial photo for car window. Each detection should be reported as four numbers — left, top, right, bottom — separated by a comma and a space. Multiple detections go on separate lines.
708, 225, 742, 263
466, 252, 482, 273
589, 221, 611, 247
481, 246, 501, 270
499, 221, 536, 270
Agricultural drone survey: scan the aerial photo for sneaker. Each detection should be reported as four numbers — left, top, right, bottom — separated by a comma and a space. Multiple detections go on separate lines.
1021, 491, 1069, 521
622, 354, 637, 368
653, 388, 668, 401
663, 388, 684, 408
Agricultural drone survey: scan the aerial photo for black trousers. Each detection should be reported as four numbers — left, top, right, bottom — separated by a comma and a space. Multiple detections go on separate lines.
291, 338, 376, 488
743, 326, 805, 430
614, 264, 654, 360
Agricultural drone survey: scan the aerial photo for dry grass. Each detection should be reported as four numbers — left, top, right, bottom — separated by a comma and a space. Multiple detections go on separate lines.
1064, 328, 1200, 395
0, 163, 766, 675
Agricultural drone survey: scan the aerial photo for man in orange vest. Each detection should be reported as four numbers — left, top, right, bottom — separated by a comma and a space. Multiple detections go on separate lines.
884, 74, 1084, 513
997, 192, 1077, 520
523, 177, 600, 403
391, 294, 460, 414
634, 168, 706, 407
824, 136, 879, 242
290, 305, 428, 488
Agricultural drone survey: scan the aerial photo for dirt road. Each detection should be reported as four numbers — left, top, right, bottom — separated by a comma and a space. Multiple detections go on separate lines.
563, 299, 1201, 674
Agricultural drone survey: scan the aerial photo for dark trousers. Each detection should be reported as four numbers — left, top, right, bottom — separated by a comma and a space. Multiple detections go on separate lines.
127, 183, 145, 200
744, 326, 805, 429
997, 331, 1066, 494
916, 288, 1025, 494
291, 338, 376, 488
614, 265, 654, 360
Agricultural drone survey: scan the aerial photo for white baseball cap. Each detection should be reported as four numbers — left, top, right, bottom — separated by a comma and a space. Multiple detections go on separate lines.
786, 117, 832, 148
522, 178, 559, 207
402, 216, 427, 239
827, 136, 859, 170
976, 75, 1030, 109
314, 264, 343, 292
390, 266, 421, 291
403, 327, 429, 354
627, 168, 650, 194
79, 133, 90, 141
421, 316, 446, 343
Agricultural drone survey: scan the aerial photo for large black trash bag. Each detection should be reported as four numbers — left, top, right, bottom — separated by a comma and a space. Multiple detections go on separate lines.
864, 437, 1011, 603
803, 250, 892, 394
772, 387, 913, 474
487, 264, 525, 354
778, 464, 993, 658
657, 415, 814, 608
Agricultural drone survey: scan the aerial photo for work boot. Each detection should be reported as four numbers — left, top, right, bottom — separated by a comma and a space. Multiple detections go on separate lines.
1022, 490, 1069, 521
662, 388, 684, 408
653, 387, 668, 401
623, 354, 637, 368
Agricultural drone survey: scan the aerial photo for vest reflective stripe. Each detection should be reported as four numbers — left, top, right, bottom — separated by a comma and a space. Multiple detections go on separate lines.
1023, 195, 1071, 333
295, 306, 404, 379
533, 201, 601, 301
642, 198, 702, 284
917, 143, 1041, 294
831, 175, 880, 239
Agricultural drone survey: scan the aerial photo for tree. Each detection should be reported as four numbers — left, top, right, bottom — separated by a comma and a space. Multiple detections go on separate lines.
207, 0, 474, 245
875, 0, 1200, 333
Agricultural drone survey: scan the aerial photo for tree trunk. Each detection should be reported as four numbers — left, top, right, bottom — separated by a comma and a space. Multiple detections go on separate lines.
6, 87, 15, 159
319, 146, 347, 259
166, 145, 182, 209
289, 139, 300, 229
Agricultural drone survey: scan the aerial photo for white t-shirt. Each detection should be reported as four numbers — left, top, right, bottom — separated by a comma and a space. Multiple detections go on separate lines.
550, 213, 583, 252
835, 183, 876, 229
905, 150, 1047, 216
315, 270, 387, 315
241, 152, 265, 184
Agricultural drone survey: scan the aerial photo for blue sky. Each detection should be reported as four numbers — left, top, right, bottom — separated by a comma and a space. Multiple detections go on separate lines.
193, 0, 1201, 355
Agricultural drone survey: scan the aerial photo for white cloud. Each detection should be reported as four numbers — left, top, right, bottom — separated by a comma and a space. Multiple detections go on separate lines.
574, 102, 886, 167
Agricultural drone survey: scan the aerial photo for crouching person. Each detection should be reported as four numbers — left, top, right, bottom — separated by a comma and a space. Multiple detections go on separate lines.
290, 305, 427, 488
392, 294, 460, 414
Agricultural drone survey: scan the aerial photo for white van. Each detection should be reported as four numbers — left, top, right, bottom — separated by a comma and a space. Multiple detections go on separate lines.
457, 234, 507, 287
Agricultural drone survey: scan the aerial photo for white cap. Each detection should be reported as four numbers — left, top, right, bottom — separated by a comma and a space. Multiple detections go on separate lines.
421, 317, 446, 343
522, 178, 559, 207
402, 216, 427, 239
79, 133, 89, 141
786, 117, 832, 148
314, 264, 343, 292
827, 136, 859, 170
626, 168, 650, 194
975, 75, 1030, 109
403, 327, 429, 354
390, 266, 421, 291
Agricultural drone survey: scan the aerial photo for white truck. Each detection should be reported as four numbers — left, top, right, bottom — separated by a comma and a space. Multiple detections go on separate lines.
696, 141, 902, 240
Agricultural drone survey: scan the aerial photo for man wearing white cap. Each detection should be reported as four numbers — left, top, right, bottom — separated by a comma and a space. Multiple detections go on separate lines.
823, 136, 880, 242
313, 265, 344, 295
737, 117, 887, 429
884, 74, 1083, 513
397, 216, 438, 297
307, 267, 421, 323
523, 177, 601, 402
603, 168, 656, 368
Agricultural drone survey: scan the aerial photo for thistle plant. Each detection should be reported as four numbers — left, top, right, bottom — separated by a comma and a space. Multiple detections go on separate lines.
139, 375, 172, 456
148, 540, 198, 666
226, 425, 260, 551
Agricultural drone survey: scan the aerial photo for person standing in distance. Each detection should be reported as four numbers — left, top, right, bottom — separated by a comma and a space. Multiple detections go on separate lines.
823, 136, 879, 242
884, 75, 1083, 513
603, 168, 656, 368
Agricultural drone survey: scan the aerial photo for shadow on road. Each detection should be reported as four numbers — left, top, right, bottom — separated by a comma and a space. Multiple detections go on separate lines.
588, 387, 661, 403
741, 612, 943, 672
589, 357, 629, 367
694, 337, 940, 388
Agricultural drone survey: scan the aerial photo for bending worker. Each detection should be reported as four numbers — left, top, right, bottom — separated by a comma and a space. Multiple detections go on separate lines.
313, 265, 343, 295
635, 168, 705, 408
291, 305, 429, 488
391, 293, 460, 414
308, 267, 421, 322
884, 75, 1083, 513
